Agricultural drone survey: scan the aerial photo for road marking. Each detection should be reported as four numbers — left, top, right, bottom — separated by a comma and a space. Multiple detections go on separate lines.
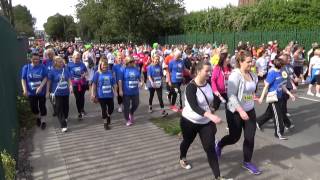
298, 96, 320, 102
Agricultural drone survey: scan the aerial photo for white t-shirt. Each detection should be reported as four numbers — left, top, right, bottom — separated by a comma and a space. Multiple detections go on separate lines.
256, 57, 268, 75
310, 56, 320, 69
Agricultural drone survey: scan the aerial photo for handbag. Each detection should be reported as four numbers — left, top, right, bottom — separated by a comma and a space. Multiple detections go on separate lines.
50, 68, 65, 105
266, 90, 278, 103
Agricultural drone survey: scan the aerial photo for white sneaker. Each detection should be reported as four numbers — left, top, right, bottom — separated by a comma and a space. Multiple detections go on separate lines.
286, 113, 291, 117
179, 159, 192, 170
118, 106, 122, 113
307, 91, 315, 96
316, 93, 320, 97
285, 124, 295, 131
144, 85, 148, 90
61, 127, 68, 132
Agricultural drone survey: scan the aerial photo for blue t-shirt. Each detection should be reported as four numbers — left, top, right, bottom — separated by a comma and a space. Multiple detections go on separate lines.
113, 63, 124, 82
44, 59, 54, 72
21, 64, 48, 96
67, 61, 87, 81
48, 68, 71, 96
147, 64, 163, 88
266, 68, 285, 98
120, 66, 141, 96
169, 59, 184, 83
93, 71, 115, 99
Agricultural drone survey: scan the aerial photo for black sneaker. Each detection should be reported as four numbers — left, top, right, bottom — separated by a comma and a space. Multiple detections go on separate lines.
107, 116, 111, 125
36, 118, 41, 127
104, 123, 110, 130
41, 122, 47, 130
161, 110, 168, 117
78, 113, 83, 121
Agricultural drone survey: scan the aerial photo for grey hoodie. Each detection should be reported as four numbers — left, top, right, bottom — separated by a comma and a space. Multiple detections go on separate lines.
227, 68, 258, 113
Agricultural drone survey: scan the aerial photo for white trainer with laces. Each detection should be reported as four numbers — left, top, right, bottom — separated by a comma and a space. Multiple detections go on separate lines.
61, 127, 68, 133
307, 91, 315, 96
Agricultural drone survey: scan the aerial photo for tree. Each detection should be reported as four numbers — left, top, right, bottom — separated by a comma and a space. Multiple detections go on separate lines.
0, 0, 14, 26
76, 0, 185, 43
13, 5, 35, 36
44, 14, 77, 41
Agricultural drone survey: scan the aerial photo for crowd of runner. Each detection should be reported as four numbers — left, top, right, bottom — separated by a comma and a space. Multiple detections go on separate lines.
22, 40, 320, 180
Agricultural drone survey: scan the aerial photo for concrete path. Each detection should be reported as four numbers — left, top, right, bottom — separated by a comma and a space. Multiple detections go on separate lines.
29, 87, 320, 180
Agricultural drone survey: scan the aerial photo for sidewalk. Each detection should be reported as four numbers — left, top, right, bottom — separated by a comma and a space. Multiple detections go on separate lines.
29, 89, 320, 180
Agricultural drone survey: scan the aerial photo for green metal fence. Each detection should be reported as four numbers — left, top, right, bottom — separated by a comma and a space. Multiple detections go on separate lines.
0, 17, 26, 179
159, 30, 320, 53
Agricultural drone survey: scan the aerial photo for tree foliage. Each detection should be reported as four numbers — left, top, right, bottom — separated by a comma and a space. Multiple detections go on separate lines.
76, 0, 184, 43
0, 0, 14, 26
44, 14, 77, 41
181, 0, 320, 33
13, 5, 35, 36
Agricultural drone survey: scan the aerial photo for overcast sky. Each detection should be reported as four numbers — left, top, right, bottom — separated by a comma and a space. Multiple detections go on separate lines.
12, 0, 238, 30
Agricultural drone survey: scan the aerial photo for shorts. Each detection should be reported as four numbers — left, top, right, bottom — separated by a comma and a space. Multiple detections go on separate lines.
294, 66, 303, 77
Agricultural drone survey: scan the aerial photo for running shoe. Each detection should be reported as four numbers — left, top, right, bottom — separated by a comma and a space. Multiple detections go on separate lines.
286, 113, 291, 117
61, 127, 68, 133
307, 91, 315, 96
256, 123, 262, 131
278, 136, 288, 140
78, 113, 83, 121
36, 118, 41, 127
118, 106, 123, 113
215, 176, 233, 180
161, 110, 168, 117
285, 124, 295, 131
148, 106, 153, 113
170, 105, 179, 112
40, 122, 47, 130
179, 159, 192, 170
316, 93, 320, 97
215, 141, 222, 158
242, 162, 262, 175
104, 123, 110, 130
129, 114, 134, 123
126, 121, 133, 126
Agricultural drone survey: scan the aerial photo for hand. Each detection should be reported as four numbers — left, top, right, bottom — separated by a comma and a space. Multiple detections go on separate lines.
290, 94, 296, 101
168, 81, 172, 87
239, 110, 249, 120
139, 82, 144, 88
208, 113, 222, 124
35, 87, 42, 94
23, 90, 27, 97
119, 90, 123, 97
214, 92, 220, 97
69, 86, 73, 94
258, 98, 263, 104
90, 95, 96, 102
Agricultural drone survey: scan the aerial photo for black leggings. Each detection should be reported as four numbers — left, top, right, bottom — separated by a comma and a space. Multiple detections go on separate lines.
73, 85, 86, 114
220, 109, 256, 162
256, 99, 288, 137
98, 98, 114, 119
55, 96, 69, 128
180, 117, 220, 178
170, 83, 182, 108
143, 71, 148, 84
29, 95, 47, 116
148, 87, 164, 108
116, 83, 123, 105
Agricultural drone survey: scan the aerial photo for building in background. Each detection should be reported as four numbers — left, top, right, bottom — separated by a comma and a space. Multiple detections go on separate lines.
238, 0, 257, 6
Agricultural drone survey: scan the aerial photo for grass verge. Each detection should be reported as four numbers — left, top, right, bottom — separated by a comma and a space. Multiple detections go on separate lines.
150, 113, 181, 136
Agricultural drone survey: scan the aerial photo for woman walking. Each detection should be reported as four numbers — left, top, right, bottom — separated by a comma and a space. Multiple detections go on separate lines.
68, 51, 88, 120
256, 58, 295, 140
179, 61, 232, 180
147, 54, 168, 117
91, 57, 116, 130
21, 52, 48, 129
119, 56, 142, 126
211, 52, 231, 111
47, 56, 72, 132
215, 50, 262, 175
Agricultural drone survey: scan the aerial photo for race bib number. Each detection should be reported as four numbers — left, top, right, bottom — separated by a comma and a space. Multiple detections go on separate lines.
176, 72, 182, 79
128, 80, 138, 88
153, 77, 162, 88
102, 85, 112, 94
29, 81, 41, 90
59, 81, 68, 90
243, 94, 253, 102
282, 71, 288, 78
